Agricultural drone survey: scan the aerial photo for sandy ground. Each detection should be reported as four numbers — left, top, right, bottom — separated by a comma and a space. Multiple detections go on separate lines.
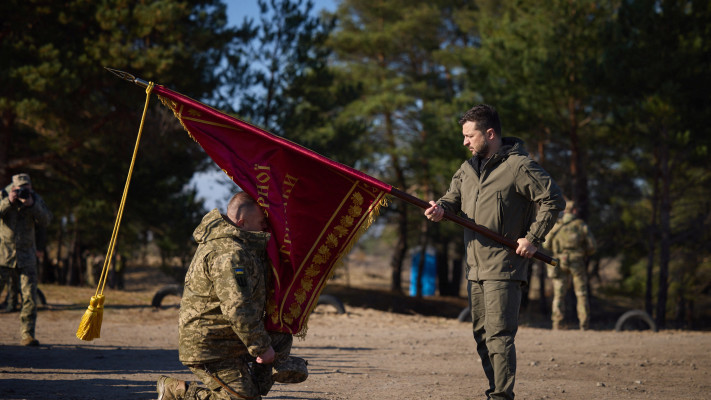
1, 262, 710, 400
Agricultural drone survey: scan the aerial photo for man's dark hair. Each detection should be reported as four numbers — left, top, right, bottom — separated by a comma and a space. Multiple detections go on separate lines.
458, 104, 502, 136
227, 191, 259, 221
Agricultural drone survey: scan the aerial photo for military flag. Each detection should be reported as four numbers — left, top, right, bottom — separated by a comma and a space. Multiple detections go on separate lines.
154, 85, 390, 335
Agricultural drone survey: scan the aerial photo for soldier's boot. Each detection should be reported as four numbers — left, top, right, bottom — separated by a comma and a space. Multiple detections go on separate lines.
251, 362, 275, 396
157, 376, 188, 400
21, 336, 39, 346
273, 356, 308, 384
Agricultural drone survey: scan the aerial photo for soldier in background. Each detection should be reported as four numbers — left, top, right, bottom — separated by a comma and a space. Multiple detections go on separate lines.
545, 200, 596, 330
157, 192, 307, 400
0, 173, 52, 346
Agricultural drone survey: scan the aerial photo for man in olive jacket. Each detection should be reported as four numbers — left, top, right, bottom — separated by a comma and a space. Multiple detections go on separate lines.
0, 173, 52, 346
158, 192, 305, 400
425, 105, 564, 400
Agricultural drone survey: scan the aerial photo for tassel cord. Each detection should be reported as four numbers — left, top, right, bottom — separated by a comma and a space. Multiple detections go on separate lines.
77, 82, 154, 341
96, 82, 155, 296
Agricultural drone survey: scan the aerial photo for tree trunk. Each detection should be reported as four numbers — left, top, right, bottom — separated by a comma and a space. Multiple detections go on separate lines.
435, 225, 456, 296
646, 155, 660, 316
656, 127, 671, 329
55, 219, 65, 284
389, 202, 407, 294
384, 111, 408, 294
68, 217, 82, 286
0, 110, 14, 185
568, 100, 589, 221
415, 236, 427, 298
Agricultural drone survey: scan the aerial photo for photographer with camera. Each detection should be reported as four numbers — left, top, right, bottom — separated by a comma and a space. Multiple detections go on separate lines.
0, 173, 52, 346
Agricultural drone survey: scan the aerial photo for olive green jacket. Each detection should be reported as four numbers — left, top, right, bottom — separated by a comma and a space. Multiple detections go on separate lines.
0, 187, 52, 269
178, 209, 272, 364
437, 137, 564, 282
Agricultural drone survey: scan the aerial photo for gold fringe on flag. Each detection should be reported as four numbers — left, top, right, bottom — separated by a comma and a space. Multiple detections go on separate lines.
76, 82, 154, 341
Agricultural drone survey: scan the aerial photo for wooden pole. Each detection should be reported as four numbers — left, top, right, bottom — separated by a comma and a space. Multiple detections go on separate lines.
389, 188, 558, 266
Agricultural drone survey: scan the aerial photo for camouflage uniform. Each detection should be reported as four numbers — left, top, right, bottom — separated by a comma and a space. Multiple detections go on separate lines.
177, 209, 292, 399
545, 210, 596, 330
0, 176, 52, 343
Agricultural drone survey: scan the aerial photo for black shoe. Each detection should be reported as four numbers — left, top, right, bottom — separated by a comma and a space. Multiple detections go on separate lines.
21, 337, 39, 346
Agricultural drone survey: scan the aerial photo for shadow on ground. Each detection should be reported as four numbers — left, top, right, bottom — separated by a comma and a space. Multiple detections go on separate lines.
0, 344, 185, 400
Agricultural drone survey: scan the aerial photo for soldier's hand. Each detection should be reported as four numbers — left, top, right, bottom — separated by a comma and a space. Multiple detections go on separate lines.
256, 346, 275, 364
515, 238, 537, 259
8, 188, 18, 203
20, 193, 34, 207
424, 201, 444, 222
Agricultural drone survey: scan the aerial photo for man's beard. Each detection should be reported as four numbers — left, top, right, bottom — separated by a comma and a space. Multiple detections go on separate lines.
475, 142, 489, 157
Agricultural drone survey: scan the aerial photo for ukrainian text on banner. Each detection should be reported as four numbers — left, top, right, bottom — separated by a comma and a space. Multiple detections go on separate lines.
153, 85, 390, 335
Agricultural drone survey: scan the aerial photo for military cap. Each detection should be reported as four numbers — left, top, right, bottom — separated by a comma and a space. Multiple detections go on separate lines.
11, 173, 31, 187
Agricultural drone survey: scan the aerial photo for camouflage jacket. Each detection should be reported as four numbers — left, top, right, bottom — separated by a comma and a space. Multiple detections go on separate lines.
437, 137, 564, 282
0, 187, 52, 269
545, 213, 596, 257
178, 209, 272, 364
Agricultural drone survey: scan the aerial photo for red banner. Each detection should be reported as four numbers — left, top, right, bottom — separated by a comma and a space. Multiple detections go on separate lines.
154, 86, 390, 335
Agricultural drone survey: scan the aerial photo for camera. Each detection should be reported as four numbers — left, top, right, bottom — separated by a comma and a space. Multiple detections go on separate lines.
17, 187, 31, 200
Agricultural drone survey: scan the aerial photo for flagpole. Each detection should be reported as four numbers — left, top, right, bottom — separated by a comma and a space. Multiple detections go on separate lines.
105, 67, 150, 88
389, 188, 558, 266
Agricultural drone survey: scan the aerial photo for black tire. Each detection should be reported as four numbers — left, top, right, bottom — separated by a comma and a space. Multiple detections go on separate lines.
316, 294, 346, 314
151, 284, 184, 309
458, 306, 472, 322
615, 309, 658, 332
37, 288, 47, 305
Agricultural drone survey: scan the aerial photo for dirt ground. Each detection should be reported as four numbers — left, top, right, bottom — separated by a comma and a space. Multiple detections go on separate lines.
1, 258, 710, 400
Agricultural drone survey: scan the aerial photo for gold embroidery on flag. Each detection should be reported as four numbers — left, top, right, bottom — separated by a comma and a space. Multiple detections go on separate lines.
305, 264, 320, 277
300, 277, 313, 292
294, 288, 307, 304
326, 233, 338, 248
281, 184, 388, 336
334, 225, 348, 237
340, 215, 354, 227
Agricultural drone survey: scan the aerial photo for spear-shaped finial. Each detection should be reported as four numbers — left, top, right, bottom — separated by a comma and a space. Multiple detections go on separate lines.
105, 67, 150, 88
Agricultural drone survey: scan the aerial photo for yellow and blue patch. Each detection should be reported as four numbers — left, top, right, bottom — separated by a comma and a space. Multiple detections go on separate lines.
233, 267, 247, 287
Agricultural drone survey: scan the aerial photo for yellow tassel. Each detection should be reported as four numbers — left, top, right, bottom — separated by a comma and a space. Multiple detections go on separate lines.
76, 294, 105, 341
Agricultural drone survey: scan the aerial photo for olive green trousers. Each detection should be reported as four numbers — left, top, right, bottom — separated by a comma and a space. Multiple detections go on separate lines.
469, 280, 522, 400
0, 265, 38, 340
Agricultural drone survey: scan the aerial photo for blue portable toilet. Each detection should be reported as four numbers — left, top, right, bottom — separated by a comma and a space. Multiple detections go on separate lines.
409, 247, 437, 296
